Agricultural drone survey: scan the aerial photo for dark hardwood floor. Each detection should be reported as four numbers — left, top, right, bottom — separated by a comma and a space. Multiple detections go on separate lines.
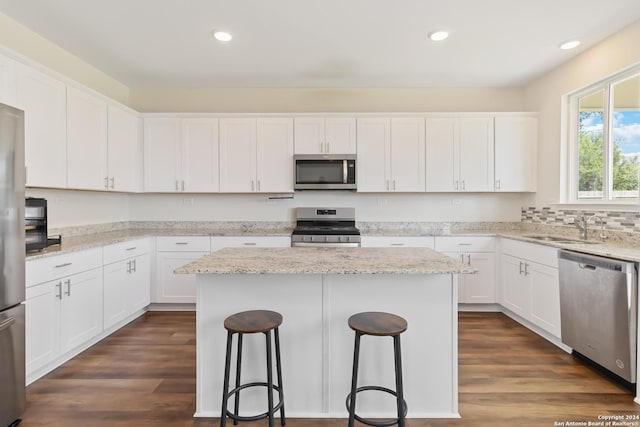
20, 311, 640, 426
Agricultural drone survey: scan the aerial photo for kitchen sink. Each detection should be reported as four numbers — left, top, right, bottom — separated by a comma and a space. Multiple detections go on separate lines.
523, 235, 602, 244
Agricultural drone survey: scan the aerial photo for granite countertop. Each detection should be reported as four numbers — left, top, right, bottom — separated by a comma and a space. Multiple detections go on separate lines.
175, 247, 478, 275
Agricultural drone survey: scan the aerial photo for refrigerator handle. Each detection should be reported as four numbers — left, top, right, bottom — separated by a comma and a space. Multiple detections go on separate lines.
0, 317, 16, 332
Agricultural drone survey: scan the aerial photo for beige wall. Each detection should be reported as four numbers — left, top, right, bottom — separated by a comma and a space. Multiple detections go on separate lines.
524, 19, 640, 205
130, 87, 525, 113
0, 12, 130, 105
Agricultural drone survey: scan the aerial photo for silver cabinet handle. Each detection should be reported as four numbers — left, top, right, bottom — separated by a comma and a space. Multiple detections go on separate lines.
386, 180, 390, 190
454, 180, 459, 190
175, 242, 189, 245
519, 261, 524, 275
181, 180, 185, 191
326, 141, 330, 153
319, 141, 324, 153
55, 262, 72, 268
243, 242, 257, 246
251, 180, 255, 191
104, 176, 109, 189
64, 279, 71, 296
257, 180, 261, 192
110, 177, 115, 189
459, 254, 464, 262
393, 180, 396, 191
126, 260, 131, 274
523, 262, 529, 276
462, 180, 466, 190
175, 180, 179, 191
132, 259, 137, 273
495, 179, 501, 190
126, 247, 137, 251
458, 243, 472, 246
391, 243, 405, 246
56, 282, 63, 300
466, 254, 471, 265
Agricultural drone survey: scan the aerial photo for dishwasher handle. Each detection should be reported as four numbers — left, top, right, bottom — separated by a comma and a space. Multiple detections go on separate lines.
559, 250, 632, 273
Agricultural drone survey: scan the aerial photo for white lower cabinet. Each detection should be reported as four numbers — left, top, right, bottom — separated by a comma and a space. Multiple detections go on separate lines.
103, 238, 150, 329
26, 260, 103, 378
435, 236, 496, 303
210, 236, 291, 251
500, 238, 561, 338
154, 236, 211, 304
360, 236, 435, 248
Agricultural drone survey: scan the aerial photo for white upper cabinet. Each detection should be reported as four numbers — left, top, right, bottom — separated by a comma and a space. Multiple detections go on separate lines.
357, 117, 425, 192
494, 116, 537, 192
426, 116, 494, 192
181, 118, 220, 192
66, 85, 108, 190
144, 117, 219, 192
256, 118, 294, 192
0, 53, 17, 106
220, 117, 293, 193
15, 62, 67, 188
144, 118, 181, 192
294, 117, 356, 154
107, 104, 142, 192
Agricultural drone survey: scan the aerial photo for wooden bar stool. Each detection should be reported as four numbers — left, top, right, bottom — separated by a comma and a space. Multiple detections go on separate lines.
220, 310, 285, 427
346, 311, 408, 427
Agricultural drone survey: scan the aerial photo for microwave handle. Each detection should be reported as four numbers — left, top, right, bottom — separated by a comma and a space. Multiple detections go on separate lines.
343, 160, 348, 184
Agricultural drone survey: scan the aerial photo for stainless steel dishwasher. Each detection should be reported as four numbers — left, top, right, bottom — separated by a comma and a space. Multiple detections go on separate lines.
558, 250, 637, 383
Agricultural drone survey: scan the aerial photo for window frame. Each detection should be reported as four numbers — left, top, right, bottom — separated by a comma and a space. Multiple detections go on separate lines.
565, 65, 640, 205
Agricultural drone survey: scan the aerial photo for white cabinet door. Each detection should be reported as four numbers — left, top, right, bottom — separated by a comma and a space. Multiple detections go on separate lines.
357, 118, 391, 192
103, 259, 129, 329
0, 53, 17, 106
155, 251, 207, 303
144, 118, 181, 191
294, 117, 324, 154
494, 116, 537, 192
129, 254, 151, 312
294, 117, 356, 154
458, 117, 494, 191
59, 268, 103, 354
219, 118, 257, 192
463, 252, 496, 303
529, 262, 561, 337
25, 280, 61, 375
425, 118, 456, 191
256, 118, 294, 193
500, 254, 530, 318
390, 117, 425, 192
325, 118, 356, 153
108, 104, 141, 192
426, 117, 494, 192
16, 62, 67, 188
181, 118, 219, 192
66, 86, 108, 190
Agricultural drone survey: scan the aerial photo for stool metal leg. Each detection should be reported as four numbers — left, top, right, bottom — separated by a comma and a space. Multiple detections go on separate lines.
220, 330, 234, 427
265, 330, 275, 427
393, 335, 405, 427
232, 333, 243, 425
274, 327, 286, 425
348, 332, 362, 427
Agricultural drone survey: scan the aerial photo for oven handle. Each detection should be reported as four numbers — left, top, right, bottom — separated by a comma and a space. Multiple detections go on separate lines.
291, 242, 361, 248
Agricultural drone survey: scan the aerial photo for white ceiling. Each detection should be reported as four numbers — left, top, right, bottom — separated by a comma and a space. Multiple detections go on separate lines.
1, 0, 639, 88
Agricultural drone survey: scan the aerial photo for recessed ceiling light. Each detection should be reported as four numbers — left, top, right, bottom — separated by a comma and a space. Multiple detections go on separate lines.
212, 30, 232, 42
428, 30, 449, 42
559, 40, 580, 50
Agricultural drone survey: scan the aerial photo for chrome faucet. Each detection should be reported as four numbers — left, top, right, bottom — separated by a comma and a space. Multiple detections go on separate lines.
588, 215, 608, 242
568, 215, 588, 240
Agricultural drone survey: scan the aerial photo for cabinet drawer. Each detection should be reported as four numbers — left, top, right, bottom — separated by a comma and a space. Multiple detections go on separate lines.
210, 236, 290, 251
435, 236, 495, 252
361, 236, 435, 248
26, 247, 102, 287
500, 238, 558, 268
156, 236, 211, 252
103, 238, 150, 265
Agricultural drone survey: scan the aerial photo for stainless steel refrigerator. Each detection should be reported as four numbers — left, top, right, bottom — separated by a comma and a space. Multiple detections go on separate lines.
0, 102, 26, 427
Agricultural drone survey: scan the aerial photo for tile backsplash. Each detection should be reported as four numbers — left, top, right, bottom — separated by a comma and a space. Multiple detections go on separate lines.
521, 206, 640, 233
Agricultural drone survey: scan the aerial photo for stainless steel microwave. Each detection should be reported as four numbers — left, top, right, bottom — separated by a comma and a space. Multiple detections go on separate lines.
294, 154, 356, 190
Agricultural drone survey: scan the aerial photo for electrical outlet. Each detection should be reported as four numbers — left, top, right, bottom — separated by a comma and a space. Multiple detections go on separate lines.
452, 199, 462, 205
377, 198, 388, 206
183, 198, 194, 205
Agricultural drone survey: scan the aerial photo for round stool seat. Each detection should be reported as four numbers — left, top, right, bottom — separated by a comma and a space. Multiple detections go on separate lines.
348, 312, 407, 336
224, 310, 283, 334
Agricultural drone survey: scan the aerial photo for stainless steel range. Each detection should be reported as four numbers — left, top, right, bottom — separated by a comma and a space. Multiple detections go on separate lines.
291, 207, 361, 247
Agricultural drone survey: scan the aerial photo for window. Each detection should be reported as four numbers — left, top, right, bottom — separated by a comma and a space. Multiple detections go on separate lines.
569, 68, 640, 202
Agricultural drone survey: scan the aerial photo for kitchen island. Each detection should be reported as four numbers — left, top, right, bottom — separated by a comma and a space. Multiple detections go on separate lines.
176, 247, 476, 419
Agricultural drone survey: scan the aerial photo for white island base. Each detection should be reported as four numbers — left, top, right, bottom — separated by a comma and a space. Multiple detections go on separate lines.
194, 273, 460, 419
